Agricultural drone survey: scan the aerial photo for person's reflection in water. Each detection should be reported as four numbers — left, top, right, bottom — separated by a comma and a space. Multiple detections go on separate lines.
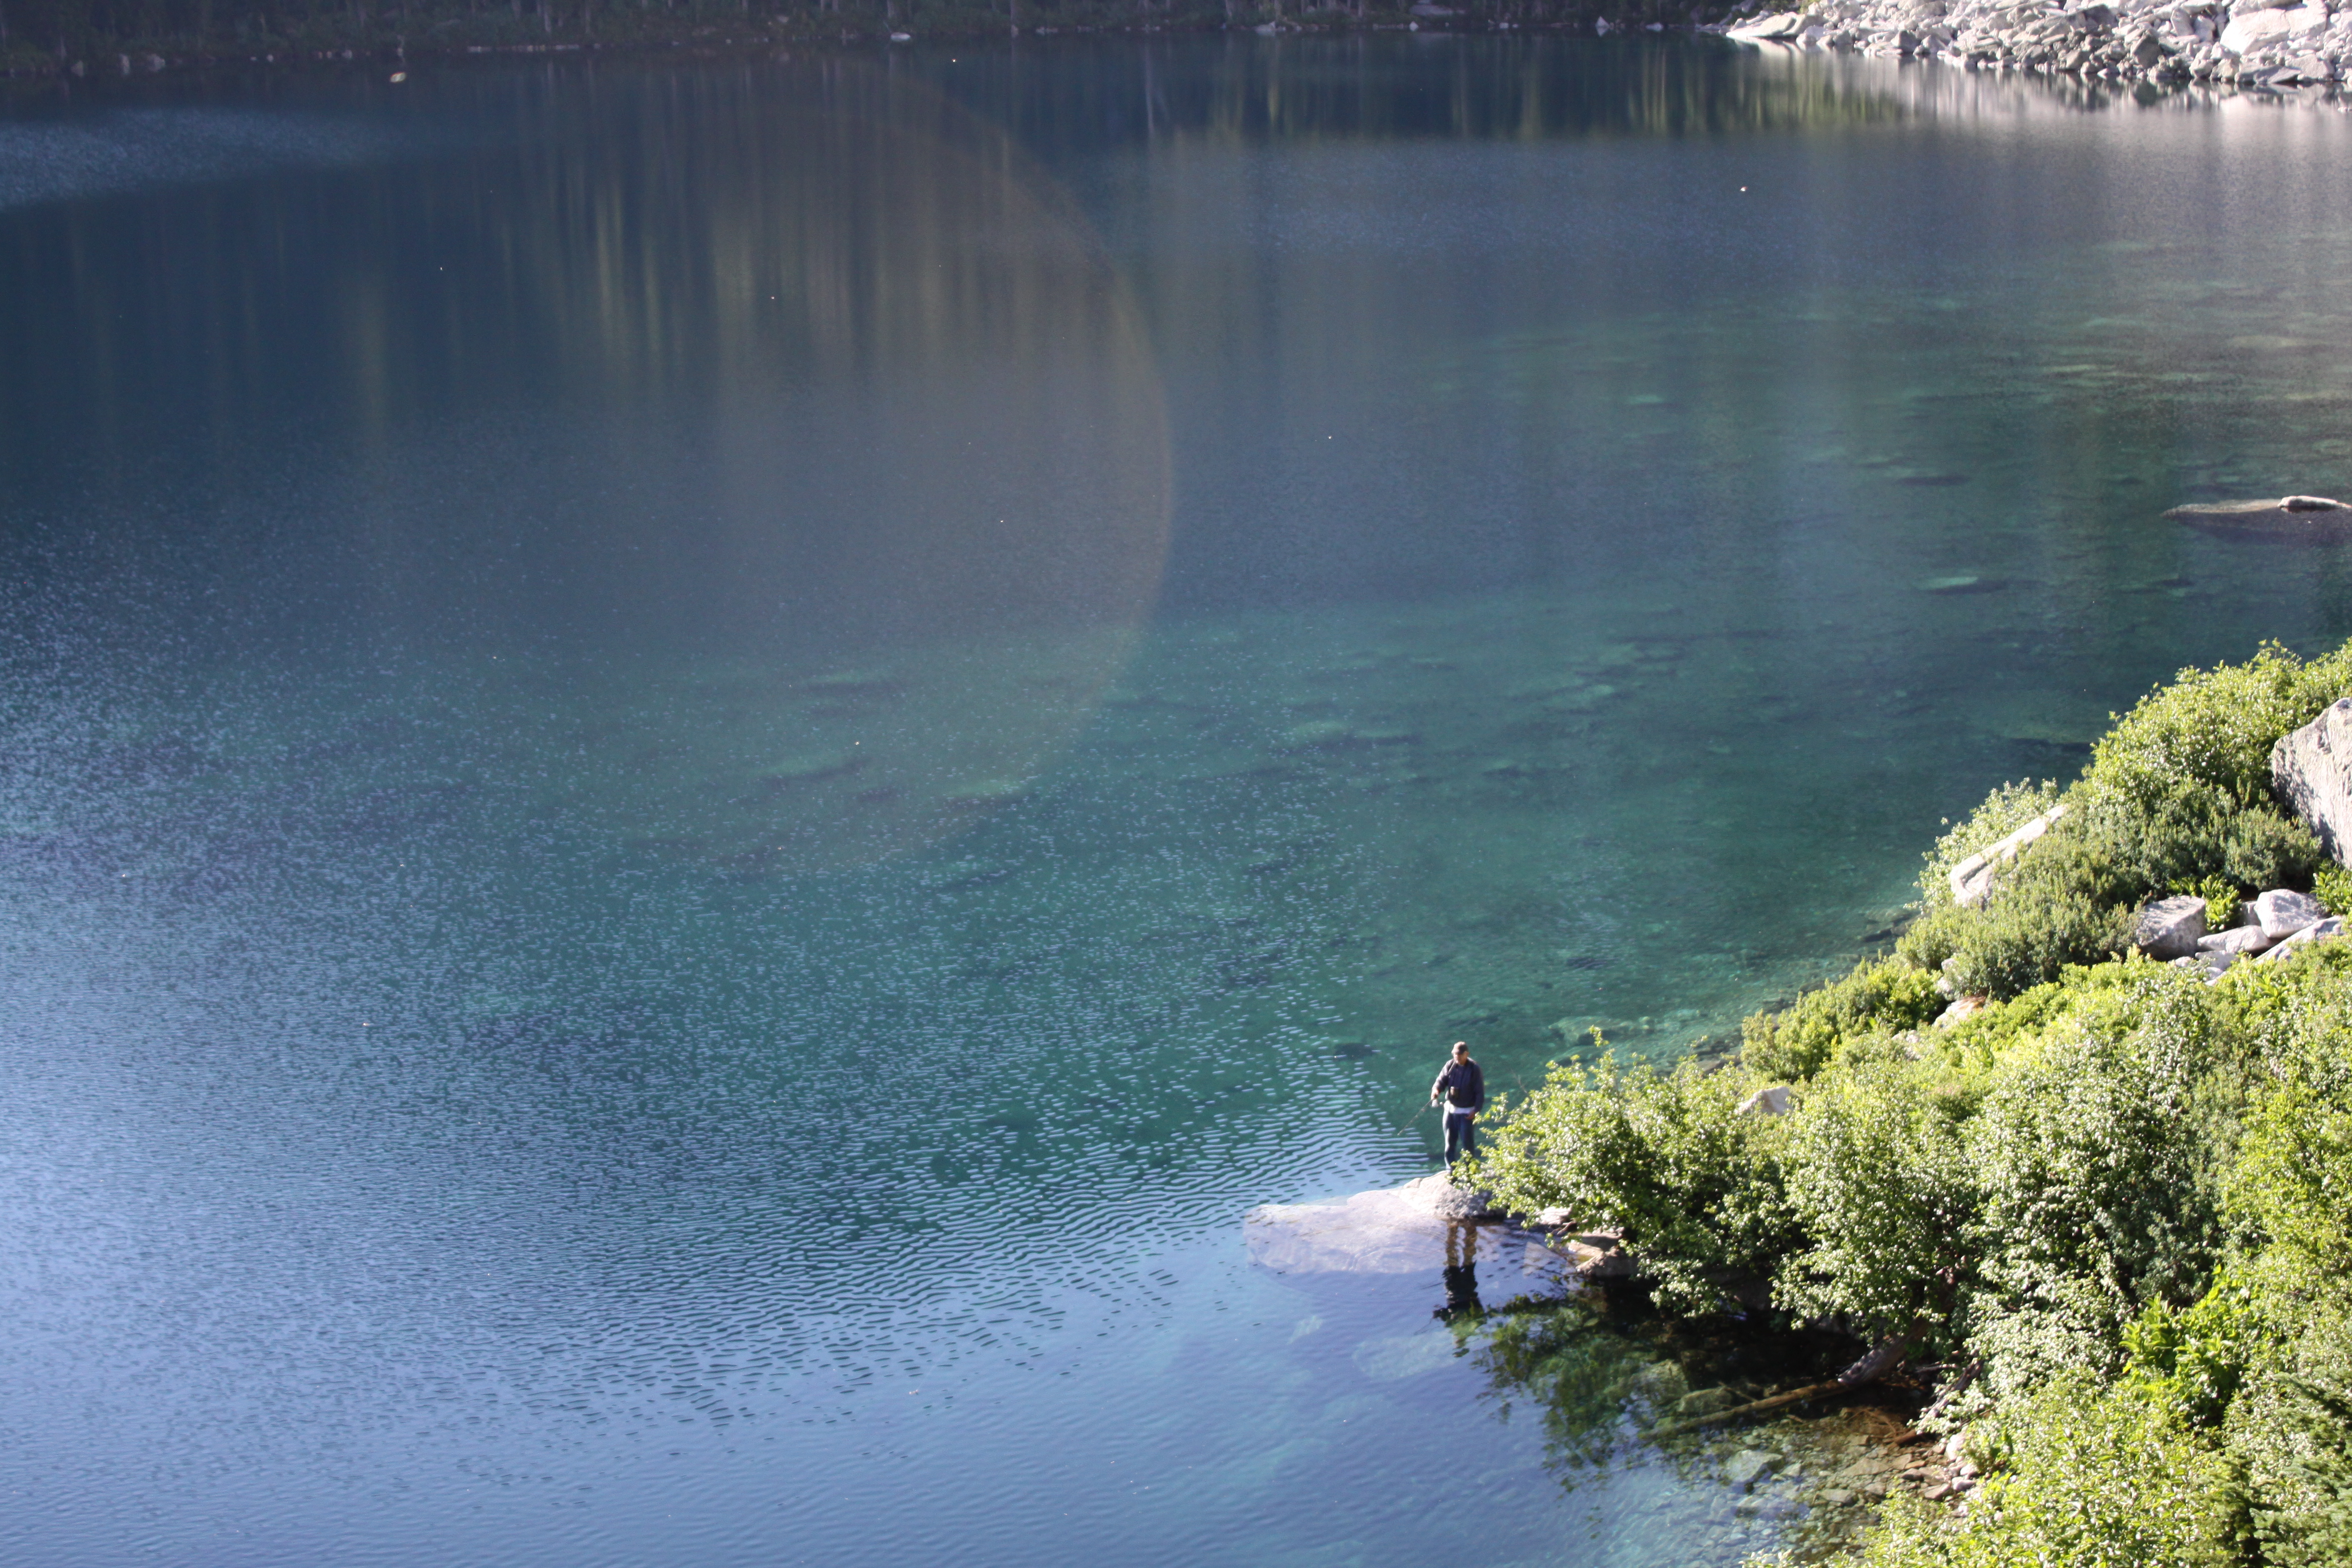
1436, 1221, 1484, 1323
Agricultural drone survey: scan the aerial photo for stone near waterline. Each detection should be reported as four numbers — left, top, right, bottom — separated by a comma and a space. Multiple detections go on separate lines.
2168, 496, 2352, 541
1727, 10, 1805, 38
2134, 894, 2208, 959
2273, 699, 2352, 865
1948, 803, 2067, 908
2221, 3, 2325, 53
1725, 1449, 1778, 1489
1677, 1385, 1743, 1418
2262, 915, 2345, 962
1738, 1085, 1794, 1117
1244, 1177, 1505, 1274
2199, 923, 2274, 956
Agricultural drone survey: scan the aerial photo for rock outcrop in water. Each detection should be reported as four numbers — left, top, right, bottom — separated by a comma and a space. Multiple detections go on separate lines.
1727, 0, 2352, 87
2168, 495, 2352, 540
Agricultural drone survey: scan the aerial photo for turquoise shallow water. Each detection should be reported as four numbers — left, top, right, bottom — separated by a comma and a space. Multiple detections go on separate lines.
7, 38, 2352, 1567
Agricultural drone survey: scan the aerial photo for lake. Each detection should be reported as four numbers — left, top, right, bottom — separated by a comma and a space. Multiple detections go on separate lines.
5, 35, 2352, 1568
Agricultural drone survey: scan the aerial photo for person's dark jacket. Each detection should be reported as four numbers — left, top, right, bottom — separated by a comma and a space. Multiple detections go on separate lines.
1431, 1060, 1485, 1113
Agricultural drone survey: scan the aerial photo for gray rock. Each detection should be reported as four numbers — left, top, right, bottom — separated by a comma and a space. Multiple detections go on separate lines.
2198, 923, 2273, 955
2274, 699, 2352, 866
2134, 894, 2208, 959
1738, 1085, 1795, 1117
2263, 915, 2345, 962
1948, 803, 2068, 908
2255, 887, 2330, 940
1725, 1449, 1778, 1489
2171, 949, 2238, 982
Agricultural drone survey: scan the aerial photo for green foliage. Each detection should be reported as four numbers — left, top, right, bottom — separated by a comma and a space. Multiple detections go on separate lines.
1900, 640, 2352, 1002
1918, 778, 2062, 908
2125, 1270, 2262, 1427
1739, 957, 1942, 1083
1898, 852, 2133, 1000
1476, 640, 2352, 1567
1773, 1056, 1980, 1342
1964, 972, 2234, 1397
2179, 873, 2242, 931
2238, 1311, 2352, 1568
2312, 862, 2352, 918
2088, 639, 2352, 814
1858, 1378, 2251, 1568
1469, 1050, 1796, 1316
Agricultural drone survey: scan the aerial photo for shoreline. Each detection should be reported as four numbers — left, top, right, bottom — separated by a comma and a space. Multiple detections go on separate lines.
7, 7, 2350, 94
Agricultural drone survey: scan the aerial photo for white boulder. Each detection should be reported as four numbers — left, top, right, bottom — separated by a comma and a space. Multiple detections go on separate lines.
2255, 888, 2330, 941
2221, 2, 2326, 53
2198, 923, 2274, 956
1949, 804, 2069, 909
2263, 915, 2346, 962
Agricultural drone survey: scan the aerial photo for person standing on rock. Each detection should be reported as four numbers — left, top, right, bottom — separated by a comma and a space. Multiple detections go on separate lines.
1429, 1041, 1485, 1169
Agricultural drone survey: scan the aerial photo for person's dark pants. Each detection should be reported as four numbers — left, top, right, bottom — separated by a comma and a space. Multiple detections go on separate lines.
1443, 1109, 1476, 1166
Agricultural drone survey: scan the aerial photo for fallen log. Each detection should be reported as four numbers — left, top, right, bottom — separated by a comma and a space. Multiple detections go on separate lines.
1647, 1333, 1910, 1438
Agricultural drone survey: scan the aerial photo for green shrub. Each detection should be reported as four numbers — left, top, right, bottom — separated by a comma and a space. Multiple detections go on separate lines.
2087, 639, 2352, 815
1774, 1056, 1981, 1344
2312, 863, 2352, 918
1965, 972, 2235, 1397
1858, 1378, 2251, 1568
1739, 957, 1943, 1083
1470, 1051, 1796, 1316
2178, 874, 2243, 931
1898, 848, 2133, 1001
2126, 1270, 2264, 1427
1918, 779, 2063, 908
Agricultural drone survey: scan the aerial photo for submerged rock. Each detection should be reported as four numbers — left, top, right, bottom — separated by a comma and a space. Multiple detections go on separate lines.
2169, 496, 2352, 541
2274, 698, 2352, 864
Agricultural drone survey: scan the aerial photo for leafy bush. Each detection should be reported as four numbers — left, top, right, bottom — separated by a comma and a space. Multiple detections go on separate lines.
1774, 1056, 1980, 1343
1918, 778, 2063, 908
1739, 957, 1943, 1083
2178, 874, 2243, 931
2313, 863, 2352, 918
2087, 639, 2352, 814
1858, 1378, 2251, 1568
1964, 972, 2234, 1397
1470, 1051, 1796, 1316
1898, 849, 2133, 1000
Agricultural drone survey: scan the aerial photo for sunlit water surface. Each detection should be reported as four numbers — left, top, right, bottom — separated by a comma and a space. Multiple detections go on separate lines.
7, 38, 2352, 1568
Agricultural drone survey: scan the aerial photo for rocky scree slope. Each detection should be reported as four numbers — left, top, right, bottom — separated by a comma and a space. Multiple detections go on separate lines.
1727, 0, 2352, 87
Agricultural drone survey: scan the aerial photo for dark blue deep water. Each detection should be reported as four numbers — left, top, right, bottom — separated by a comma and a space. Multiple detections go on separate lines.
7, 37, 2352, 1567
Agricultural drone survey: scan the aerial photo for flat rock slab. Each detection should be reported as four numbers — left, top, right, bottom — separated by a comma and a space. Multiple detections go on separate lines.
2168, 497, 2352, 541
1244, 1176, 1508, 1275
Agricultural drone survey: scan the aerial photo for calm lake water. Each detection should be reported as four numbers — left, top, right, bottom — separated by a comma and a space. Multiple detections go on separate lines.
7, 36, 2352, 1568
